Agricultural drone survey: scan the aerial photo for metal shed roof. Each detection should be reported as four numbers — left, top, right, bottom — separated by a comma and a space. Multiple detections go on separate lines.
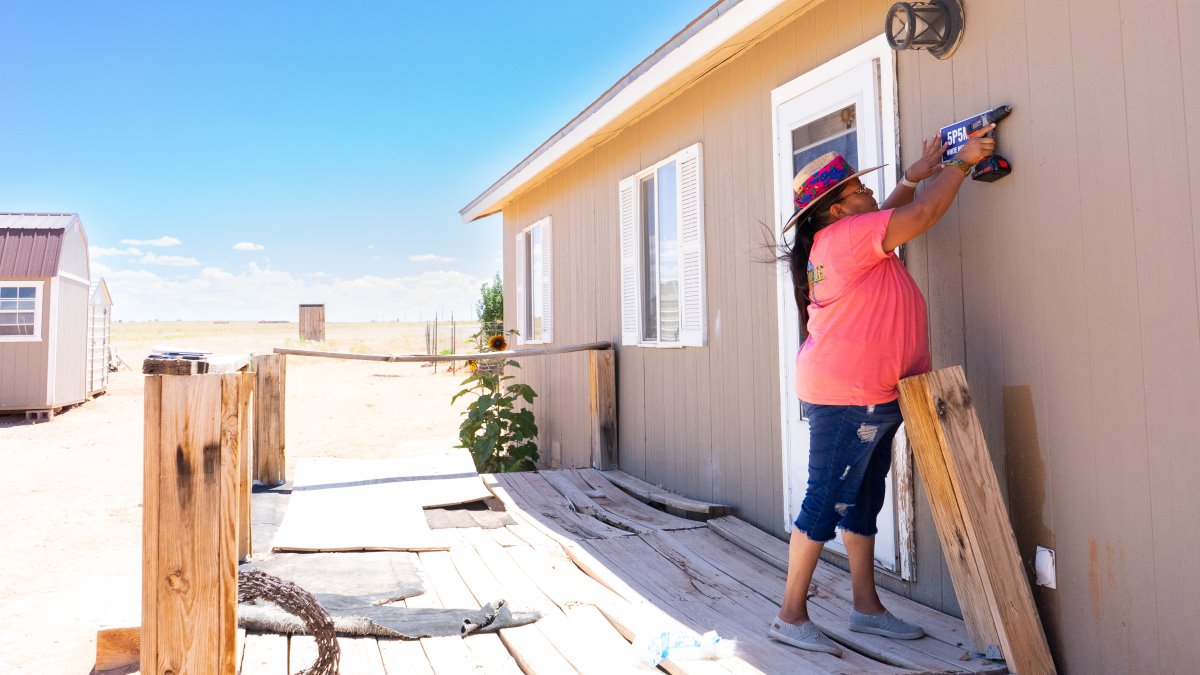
0, 227, 66, 278
0, 213, 80, 230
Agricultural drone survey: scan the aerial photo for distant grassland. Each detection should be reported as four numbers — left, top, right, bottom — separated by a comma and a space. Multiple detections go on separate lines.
111, 321, 482, 362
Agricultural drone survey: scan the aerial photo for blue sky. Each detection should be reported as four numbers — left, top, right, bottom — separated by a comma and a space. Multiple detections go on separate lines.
0, 1, 712, 321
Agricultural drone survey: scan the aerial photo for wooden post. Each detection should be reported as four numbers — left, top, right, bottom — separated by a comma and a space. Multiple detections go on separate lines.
253, 354, 286, 487
298, 304, 325, 342
237, 371, 254, 561
589, 349, 617, 469
142, 374, 243, 674
898, 366, 1056, 673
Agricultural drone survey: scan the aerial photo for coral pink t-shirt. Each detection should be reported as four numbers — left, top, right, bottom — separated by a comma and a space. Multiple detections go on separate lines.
795, 209, 931, 405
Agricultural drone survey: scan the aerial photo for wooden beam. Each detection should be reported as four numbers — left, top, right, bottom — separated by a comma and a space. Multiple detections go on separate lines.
141, 375, 161, 675
95, 626, 140, 672
898, 366, 1056, 672
237, 371, 254, 561
142, 374, 243, 674
588, 349, 618, 469
599, 469, 732, 518
252, 354, 286, 487
273, 341, 613, 363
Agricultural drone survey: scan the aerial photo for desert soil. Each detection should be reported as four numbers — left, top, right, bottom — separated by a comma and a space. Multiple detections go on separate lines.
0, 322, 477, 673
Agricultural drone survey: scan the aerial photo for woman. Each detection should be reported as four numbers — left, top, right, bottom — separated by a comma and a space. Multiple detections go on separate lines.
768, 129, 996, 656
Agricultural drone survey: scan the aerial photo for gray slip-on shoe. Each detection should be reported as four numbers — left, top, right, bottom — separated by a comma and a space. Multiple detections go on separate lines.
767, 617, 843, 656
848, 609, 925, 639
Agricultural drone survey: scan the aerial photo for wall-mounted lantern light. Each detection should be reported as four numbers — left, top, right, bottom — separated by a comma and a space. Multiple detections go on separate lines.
885, 0, 965, 60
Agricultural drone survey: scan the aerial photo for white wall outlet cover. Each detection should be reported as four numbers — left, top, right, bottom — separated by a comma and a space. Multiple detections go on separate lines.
1035, 546, 1057, 589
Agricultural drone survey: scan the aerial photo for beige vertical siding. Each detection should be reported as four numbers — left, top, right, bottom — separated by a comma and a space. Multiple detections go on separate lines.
0, 277, 51, 409
896, 0, 1200, 671
53, 278, 89, 406
504, 2, 886, 530
498, 0, 1200, 670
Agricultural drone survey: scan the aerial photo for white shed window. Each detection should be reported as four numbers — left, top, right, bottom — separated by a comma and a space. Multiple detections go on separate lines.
0, 283, 41, 340
514, 217, 553, 344
620, 142, 705, 347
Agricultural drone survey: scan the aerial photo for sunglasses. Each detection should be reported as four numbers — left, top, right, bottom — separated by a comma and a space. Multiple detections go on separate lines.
832, 184, 869, 203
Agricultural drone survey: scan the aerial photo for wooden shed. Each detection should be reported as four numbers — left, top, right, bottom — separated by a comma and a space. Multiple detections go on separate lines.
298, 303, 325, 342
87, 278, 113, 397
0, 213, 93, 418
461, 1, 1200, 672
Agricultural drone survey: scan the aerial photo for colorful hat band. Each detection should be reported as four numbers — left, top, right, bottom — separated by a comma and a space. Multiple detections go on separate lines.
793, 155, 853, 209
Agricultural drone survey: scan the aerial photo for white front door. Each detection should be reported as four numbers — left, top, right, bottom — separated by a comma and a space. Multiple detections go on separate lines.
772, 36, 901, 571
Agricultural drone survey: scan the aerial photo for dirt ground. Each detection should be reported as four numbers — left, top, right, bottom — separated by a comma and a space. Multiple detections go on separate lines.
0, 322, 477, 673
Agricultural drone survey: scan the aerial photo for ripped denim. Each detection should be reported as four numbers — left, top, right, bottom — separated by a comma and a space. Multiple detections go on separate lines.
793, 399, 903, 542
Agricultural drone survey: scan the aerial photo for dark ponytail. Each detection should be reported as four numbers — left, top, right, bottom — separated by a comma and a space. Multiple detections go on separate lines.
779, 204, 837, 333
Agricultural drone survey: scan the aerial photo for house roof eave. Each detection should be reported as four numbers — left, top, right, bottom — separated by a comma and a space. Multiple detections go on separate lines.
460, 0, 816, 224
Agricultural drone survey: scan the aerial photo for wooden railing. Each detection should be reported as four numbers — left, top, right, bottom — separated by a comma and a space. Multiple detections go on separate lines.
136, 341, 617, 672
269, 341, 617, 471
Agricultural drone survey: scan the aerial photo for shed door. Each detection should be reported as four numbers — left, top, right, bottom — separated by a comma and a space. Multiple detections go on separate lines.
773, 38, 905, 573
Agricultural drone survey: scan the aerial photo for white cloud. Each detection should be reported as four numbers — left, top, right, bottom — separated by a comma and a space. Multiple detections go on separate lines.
104, 263, 483, 322
139, 253, 201, 267
90, 245, 143, 257
409, 253, 456, 263
233, 242, 265, 251
121, 236, 181, 247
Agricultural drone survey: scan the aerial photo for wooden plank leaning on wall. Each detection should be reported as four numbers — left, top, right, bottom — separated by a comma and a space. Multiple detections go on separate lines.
898, 365, 1055, 674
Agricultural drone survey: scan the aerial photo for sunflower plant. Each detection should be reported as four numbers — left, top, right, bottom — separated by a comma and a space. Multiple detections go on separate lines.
452, 329, 539, 473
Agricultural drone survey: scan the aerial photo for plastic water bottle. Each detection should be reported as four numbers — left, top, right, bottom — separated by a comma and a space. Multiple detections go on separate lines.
633, 629, 733, 666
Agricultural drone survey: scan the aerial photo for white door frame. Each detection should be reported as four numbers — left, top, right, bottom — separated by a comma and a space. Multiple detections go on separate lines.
771, 34, 914, 576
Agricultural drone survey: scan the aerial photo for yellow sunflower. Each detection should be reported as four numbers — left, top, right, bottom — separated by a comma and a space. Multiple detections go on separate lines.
467, 359, 478, 372
487, 334, 508, 351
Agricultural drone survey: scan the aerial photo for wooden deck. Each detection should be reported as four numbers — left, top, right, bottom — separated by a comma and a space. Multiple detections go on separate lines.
238, 469, 1007, 674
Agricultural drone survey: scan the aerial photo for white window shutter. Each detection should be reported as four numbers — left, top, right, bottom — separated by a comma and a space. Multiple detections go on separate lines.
541, 219, 553, 343
676, 142, 706, 346
514, 231, 526, 345
618, 176, 639, 346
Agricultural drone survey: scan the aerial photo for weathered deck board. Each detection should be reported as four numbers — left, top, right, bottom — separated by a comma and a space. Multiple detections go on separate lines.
377, 638, 435, 675
464, 528, 641, 675
403, 568, 481, 675
417, 546, 521, 675
498, 533, 740, 675
583, 535, 903, 675
568, 468, 705, 531
670, 528, 1005, 673
707, 516, 989, 660
599, 468, 732, 518
234, 464, 1004, 675
336, 637, 386, 675
504, 471, 633, 538
447, 534, 580, 674
238, 633, 288, 674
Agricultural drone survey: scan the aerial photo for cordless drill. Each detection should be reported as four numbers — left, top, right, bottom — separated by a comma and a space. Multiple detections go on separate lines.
940, 104, 1013, 182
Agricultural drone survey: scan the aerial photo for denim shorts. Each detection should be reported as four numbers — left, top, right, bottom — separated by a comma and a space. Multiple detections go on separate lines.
793, 399, 904, 542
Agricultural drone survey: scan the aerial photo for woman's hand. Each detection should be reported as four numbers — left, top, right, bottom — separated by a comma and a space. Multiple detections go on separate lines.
905, 134, 948, 182
954, 125, 997, 165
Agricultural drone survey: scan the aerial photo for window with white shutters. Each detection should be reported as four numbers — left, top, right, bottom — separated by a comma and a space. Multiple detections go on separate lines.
514, 217, 553, 344
619, 143, 705, 347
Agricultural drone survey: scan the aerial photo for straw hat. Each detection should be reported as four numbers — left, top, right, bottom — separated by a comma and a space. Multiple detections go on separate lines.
782, 152, 885, 234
